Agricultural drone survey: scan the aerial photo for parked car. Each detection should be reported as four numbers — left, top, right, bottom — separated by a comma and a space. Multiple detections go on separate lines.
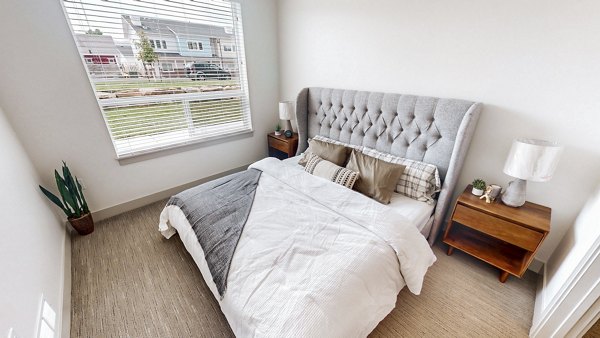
185, 63, 232, 80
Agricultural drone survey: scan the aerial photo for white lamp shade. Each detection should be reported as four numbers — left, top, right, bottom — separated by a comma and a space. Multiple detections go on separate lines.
503, 138, 563, 182
279, 101, 294, 120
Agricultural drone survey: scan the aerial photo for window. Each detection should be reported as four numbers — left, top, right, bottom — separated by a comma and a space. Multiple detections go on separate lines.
63, 0, 252, 158
161, 62, 174, 72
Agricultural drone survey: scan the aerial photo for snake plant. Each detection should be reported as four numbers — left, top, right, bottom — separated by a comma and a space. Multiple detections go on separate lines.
39, 162, 89, 218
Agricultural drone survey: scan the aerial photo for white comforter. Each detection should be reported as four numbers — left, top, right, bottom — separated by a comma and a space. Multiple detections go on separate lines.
159, 157, 436, 337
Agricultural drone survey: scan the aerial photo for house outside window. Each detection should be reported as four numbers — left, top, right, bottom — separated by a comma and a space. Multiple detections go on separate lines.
161, 62, 174, 72
63, 0, 252, 158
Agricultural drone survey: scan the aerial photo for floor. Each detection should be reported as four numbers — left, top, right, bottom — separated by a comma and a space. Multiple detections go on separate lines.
584, 319, 600, 338
71, 200, 538, 337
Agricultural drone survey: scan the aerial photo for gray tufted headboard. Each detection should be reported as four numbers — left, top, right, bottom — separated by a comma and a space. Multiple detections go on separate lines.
295, 87, 482, 245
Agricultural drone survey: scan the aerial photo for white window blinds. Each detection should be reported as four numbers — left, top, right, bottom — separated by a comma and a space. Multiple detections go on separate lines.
62, 0, 252, 158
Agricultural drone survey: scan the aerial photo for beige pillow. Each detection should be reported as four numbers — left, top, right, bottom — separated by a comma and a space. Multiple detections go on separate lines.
346, 150, 406, 204
304, 153, 359, 189
298, 138, 348, 166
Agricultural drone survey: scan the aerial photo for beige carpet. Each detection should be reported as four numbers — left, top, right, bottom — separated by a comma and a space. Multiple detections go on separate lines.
71, 200, 537, 337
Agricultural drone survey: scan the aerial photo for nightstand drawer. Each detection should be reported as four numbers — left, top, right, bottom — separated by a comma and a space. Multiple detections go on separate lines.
453, 204, 543, 251
268, 136, 289, 153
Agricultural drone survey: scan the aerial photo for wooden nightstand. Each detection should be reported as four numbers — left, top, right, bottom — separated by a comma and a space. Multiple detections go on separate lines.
267, 132, 298, 159
443, 185, 551, 282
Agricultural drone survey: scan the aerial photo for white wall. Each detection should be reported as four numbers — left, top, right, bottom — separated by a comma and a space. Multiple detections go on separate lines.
277, 0, 600, 261
544, 186, 600, 309
0, 0, 279, 216
531, 186, 600, 336
0, 108, 67, 338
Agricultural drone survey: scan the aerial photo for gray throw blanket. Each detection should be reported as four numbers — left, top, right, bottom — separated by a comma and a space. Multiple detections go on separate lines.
166, 169, 262, 297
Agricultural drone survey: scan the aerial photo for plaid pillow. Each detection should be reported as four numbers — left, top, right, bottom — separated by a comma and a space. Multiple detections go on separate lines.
304, 153, 359, 189
361, 147, 441, 204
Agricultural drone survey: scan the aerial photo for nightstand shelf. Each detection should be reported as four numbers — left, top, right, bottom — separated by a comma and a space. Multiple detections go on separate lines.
443, 185, 551, 282
444, 223, 527, 274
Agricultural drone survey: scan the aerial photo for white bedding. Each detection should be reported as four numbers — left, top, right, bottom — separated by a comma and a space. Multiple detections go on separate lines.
159, 157, 436, 337
283, 155, 436, 235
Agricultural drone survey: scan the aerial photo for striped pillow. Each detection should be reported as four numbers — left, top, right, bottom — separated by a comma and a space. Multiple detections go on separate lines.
304, 153, 359, 189
361, 147, 441, 204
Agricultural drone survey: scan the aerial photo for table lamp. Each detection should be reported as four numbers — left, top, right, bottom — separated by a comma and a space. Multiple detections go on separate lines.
501, 138, 563, 207
279, 101, 294, 134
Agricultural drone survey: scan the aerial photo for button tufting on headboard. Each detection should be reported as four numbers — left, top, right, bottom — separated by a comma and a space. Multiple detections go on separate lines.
294, 87, 482, 244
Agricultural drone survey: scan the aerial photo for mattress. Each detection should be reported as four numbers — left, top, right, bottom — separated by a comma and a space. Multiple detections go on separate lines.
282, 156, 436, 235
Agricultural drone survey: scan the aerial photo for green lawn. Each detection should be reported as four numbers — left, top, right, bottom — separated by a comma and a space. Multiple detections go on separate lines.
104, 98, 244, 139
95, 79, 239, 92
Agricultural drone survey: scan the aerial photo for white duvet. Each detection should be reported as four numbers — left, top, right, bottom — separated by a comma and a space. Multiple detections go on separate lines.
159, 157, 436, 337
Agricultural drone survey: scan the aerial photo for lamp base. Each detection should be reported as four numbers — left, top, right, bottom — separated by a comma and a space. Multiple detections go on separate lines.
283, 120, 293, 134
501, 178, 527, 207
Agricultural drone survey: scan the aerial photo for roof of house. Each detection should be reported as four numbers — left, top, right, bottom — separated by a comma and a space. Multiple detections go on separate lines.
116, 44, 135, 57
122, 15, 232, 39
76, 34, 120, 56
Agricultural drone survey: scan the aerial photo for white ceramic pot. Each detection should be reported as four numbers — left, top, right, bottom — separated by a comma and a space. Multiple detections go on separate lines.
472, 187, 484, 196
274, 131, 282, 136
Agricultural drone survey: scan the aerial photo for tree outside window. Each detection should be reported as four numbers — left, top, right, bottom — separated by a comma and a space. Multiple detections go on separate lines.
136, 31, 159, 78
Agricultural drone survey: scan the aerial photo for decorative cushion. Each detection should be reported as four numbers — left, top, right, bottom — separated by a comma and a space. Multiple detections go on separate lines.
312, 135, 364, 152
304, 153, 359, 189
298, 138, 348, 166
361, 147, 441, 204
346, 150, 406, 205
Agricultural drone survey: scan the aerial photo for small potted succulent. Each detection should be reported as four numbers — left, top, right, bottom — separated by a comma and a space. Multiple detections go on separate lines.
39, 162, 94, 235
274, 123, 282, 136
472, 178, 486, 196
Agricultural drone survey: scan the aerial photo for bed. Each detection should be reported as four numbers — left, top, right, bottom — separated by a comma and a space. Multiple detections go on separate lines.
159, 87, 482, 337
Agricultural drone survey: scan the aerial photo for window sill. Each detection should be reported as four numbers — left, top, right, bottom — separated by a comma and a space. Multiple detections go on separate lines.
116, 129, 254, 165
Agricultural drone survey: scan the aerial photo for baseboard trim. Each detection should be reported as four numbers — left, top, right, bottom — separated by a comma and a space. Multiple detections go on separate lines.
92, 164, 250, 221
529, 259, 544, 274
60, 227, 72, 338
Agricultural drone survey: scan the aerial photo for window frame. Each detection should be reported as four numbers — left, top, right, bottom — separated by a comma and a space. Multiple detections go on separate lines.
62, 0, 253, 159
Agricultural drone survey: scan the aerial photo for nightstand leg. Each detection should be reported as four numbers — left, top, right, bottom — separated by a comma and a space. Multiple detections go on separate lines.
447, 246, 454, 256
499, 271, 509, 283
